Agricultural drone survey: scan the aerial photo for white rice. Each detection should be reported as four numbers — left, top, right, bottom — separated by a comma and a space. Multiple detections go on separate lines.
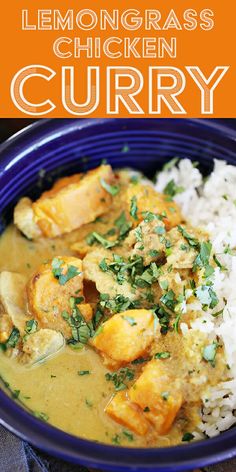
155, 158, 236, 438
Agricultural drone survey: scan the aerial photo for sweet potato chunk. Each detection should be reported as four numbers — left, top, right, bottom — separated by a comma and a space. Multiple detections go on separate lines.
22, 329, 65, 365
129, 360, 183, 435
0, 271, 28, 334
125, 219, 166, 266
14, 197, 42, 240
105, 391, 150, 436
91, 309, 157, 364
27, 256, 83, 338
125, 183, 182, 230
32, 165, 114, 237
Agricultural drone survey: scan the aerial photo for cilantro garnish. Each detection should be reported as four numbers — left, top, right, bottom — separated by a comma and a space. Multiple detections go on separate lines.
213, 254, 227, 272
154, 351, 170, 359
148, 249, 160, 258
224, 245, 236, 256
163, 157, 179, 171
134, 226, 143, 242
25, 319, 38, 334
196, 285, 219, 309
155, 226, 166, 235
86, 232, 117, 249
122, 315, 137, 326
177, 226, 199, 248
161, 391, 170, 401
142, 211, 159, 223
115, 212, 132, 239
105, 367, 134, 391
34, 411, 49, 422
100, 178, 120, 196
78, 370, 91, 376
182, 432, 194, 442
6, 327, 20, 348
62, 301, 94, 345
202, 341, 219, 367
130, 196, 138, 220
164, 179, 184, 199
123, 430, 134, 441
52, 258, 81, 286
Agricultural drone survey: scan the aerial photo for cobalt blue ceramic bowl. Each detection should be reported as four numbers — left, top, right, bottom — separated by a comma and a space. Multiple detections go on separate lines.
1, 118, 236, 472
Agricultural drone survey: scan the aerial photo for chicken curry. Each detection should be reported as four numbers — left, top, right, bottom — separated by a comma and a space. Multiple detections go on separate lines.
0, 164, 228, 447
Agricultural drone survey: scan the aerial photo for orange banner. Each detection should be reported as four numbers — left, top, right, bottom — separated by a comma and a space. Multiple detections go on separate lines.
1, 0, 235, 117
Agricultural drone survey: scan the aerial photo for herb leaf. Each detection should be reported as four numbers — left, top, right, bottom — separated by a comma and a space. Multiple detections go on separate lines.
130, 196, 138, 220
100, 178, 120, 196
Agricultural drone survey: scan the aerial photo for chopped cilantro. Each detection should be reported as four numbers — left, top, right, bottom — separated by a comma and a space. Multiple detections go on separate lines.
105, 368, 134, 391
112, 434, 121, 444
114, 211, 132, 239
148, 249, 160, 258
173, 312, 182, 333
134, 226, 143, 242
160, 280, 169, 291
25, 319, 38, 334
182, 432, 194, 442
52, 258, 80, 285
154, 351, 170, 359
164, 179, 184, 199
6, 327, 20, 348
123, 430, 134, 441
143, 406, 150, 412
163, 157, 179, 171
131, 357, 150, 365
178, 226, 199, 248
85, 398, 93, 408
34, 411, 49, 422
130, 196, 138, 220
155, 226, 166, 235
224, 245, 236, 256
213, 254, 227, 272
86, 232, 116, 249
202, 341, 219, 367
78, 370, 91, 376
100, 178, 120, 196
196, 285, 219, 309
193, 241, 212, 272
160, 290, 176, 311
161, 391, 170, 401
99, 258, 108, 272
142, 211, 159, 223
122, 315, 137, 326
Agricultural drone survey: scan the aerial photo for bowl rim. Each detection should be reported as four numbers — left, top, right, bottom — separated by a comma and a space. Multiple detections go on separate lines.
1, 117, 236, 471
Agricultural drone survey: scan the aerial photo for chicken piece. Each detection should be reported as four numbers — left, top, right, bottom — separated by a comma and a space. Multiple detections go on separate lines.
0, 314, 13, 343
27, 256, 83, 338
83, 248, 138, 302
167, 226, 207, 270
32, 165, 114, 237
125, 219, 166, 266
91, 309, 158, 364
105, 391, 150, 436
0, 271, 28, 334
125, 183, 182, 230
22, 329, 65, 365
129, 359, 183, 435
14, 197, 42, 240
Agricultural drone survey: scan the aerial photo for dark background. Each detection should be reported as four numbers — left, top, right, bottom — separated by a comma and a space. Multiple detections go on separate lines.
0, 119, 236, 145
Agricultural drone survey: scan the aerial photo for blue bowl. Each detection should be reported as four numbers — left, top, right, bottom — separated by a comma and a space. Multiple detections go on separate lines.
1, 118, 236, 471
